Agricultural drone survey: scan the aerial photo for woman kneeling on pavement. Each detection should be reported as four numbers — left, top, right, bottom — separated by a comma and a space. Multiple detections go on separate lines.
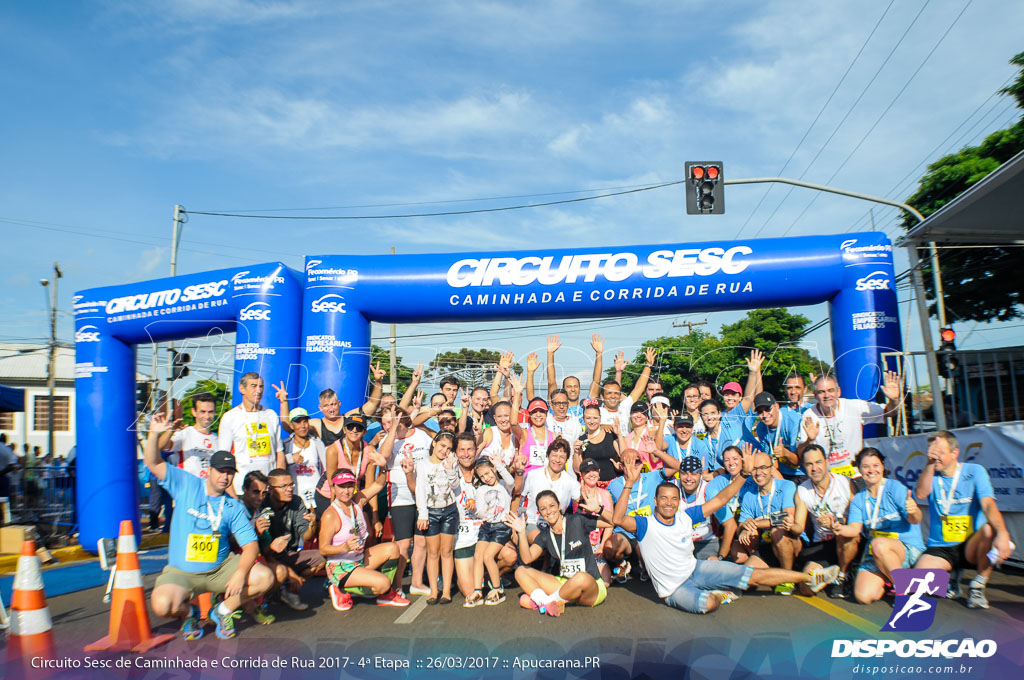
319, 468, 411, 611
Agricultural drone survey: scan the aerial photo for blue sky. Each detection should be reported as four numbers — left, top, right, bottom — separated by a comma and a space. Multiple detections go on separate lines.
2, 1, 1022, 392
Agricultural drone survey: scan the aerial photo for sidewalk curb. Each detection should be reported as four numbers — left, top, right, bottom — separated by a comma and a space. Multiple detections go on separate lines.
0, 532, 169, 574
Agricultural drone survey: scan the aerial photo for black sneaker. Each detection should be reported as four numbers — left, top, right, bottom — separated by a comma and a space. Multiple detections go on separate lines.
827, 575, 850, 600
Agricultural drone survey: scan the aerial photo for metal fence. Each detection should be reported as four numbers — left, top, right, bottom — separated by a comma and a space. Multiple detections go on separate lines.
883, 347, 1024, 434
5, 465, 76, 538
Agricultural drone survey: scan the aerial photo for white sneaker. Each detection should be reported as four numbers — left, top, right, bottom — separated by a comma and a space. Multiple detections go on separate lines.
808, 565, 840, 593
408, 585, 431, 596
279, 589, 308, 611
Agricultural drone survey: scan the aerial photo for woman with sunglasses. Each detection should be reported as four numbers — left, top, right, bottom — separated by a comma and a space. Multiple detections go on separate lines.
832, 447, 924, 605
573, 403, 620, 484
312, 413, 388, 530
319, 467, 410, 611
416, 431, 462, 604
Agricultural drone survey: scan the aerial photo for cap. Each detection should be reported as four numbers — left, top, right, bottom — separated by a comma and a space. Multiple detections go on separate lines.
629, 401, 649, 415
331, 470, 357, 485
673, 414, 694, 428
289, 407, 310, 421
753, 392, 778, 411
209, 450, 237, 472
721, 381, 743, 395
344, 414, 367, 430
527, 397, 549, 414
679, 456, 703, 474
579, 458, 600, 474
650, 395, 671, 408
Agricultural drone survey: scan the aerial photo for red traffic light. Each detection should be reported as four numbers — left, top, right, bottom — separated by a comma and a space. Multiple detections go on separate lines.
706, 165, 720, 180
690, 165, 705, 180
940, 328, 956, 343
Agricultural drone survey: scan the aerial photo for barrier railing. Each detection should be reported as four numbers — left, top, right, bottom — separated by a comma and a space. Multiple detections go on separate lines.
6, 466, 77, 537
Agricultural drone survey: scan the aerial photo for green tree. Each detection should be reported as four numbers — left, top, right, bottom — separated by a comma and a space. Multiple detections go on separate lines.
426, 348, 521, 389
901, 50, 1024, 321
612, 308, 819, 400
369, 344, 415, 396
179, 379, 232, 430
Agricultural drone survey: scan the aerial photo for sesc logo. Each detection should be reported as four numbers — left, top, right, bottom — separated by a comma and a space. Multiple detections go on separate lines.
311, 293, 346, 314
855, 270, 891, 292
239, 301, 271, 322
75, 325, 102, 343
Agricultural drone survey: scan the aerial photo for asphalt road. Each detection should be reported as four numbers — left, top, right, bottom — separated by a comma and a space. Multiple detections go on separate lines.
3, 564, 1022, 680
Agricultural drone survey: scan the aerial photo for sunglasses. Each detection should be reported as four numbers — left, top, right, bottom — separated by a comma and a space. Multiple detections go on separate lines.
345, 424, 366, 432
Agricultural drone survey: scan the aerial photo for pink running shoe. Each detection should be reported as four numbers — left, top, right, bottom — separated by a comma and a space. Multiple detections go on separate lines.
376, 590, 412, 607
329, 585, 353, 612
519, 594, 540, 611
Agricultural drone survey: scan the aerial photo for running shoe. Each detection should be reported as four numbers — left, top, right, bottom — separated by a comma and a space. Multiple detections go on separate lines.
251, 602, 275, 625
613, 561, 632, 584
181, 604, 204, 641
807, 565, 841, 593
376, 590, 412, 607
329, 585, 353, 611
947, 570, 963, 600
827, 575, 850, 600
519, 593, 540, 611
408, 585, 431, 596
710, 590, 739, 606
966, 587, 989, 610
774, 582, 795, 596
209, 605, 241, 640
543, 599, 565, 617
279, 589, 309, 611
638, 561, 649, 583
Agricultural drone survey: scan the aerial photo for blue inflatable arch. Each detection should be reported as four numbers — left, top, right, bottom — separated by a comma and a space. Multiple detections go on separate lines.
75, 232, 900, 548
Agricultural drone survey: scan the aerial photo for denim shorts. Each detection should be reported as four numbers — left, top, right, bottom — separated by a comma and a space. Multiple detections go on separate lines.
427, 503, 459, 537
664, 560, 754, 614
859, 541, 923, 575
478, 521, 512, 545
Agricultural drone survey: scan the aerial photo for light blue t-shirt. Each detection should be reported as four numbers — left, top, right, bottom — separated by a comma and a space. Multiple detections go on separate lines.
754, 407, 804, 477
706, 474, 759, 525
919, 463, 993, 547
720, 403, 757, 444
847, 478, 924, 551
608, 469, 671, 540
665, 436, 700, 468
160, 465, 257, 573
738, 478, 797, 523
781, 403, 813, 416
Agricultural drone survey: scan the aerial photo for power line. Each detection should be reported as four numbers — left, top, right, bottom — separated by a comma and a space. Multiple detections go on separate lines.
183, 181, 685, 220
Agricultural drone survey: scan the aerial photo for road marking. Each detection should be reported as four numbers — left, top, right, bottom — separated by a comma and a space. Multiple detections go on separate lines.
394, 596, 428, 624
795, 595, 900, 638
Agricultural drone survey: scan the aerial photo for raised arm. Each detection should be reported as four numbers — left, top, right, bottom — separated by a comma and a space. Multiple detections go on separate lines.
273, 381, 293, 434
611, 449, 641, 535
740, 350, 764, 413
880, 370, 902, 421
504, 512, 544, 565
588, 334, 605, 399
627, 347, 657, 403
546, 335, 560, 400
491, 351, 514, 403
397, 363, 423, 412
143, 412, 174, 481
361, 362, 386, 417
525, 352, 540, 402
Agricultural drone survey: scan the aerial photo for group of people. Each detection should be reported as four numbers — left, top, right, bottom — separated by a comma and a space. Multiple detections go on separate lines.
142, 334, 1015, 640
0, 433, 73, 524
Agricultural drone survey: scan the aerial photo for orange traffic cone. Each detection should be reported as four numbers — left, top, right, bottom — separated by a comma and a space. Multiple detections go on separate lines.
7, 539, 56, 665
85, 520, 175, 653
194, 591, 213, 622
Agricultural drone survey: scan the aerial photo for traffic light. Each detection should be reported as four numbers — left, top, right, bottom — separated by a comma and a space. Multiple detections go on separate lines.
939, 327, 958, 378
170, 349, 191, 381
685, 162, 724, 215
136, 382, 153, 413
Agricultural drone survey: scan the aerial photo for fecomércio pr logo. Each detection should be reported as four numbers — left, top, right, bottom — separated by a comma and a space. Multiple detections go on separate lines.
882, 568, 949, 632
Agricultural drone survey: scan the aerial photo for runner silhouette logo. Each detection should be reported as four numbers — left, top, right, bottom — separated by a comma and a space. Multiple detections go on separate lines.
882, 568, 950, 632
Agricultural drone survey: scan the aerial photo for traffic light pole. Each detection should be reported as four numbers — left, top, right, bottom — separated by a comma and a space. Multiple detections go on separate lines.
724, 176, 947, 430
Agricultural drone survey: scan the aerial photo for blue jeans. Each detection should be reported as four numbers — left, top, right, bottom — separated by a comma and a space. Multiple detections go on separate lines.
664, 560, 753, 614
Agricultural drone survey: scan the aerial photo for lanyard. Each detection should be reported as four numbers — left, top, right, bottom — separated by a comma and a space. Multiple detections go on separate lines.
812, 474, 834, 514
756, 481, 776, 519
867, 480, 886, 530
344, 441, 363, 489
334, 499, 360, 535
550, 519, 568, 563
207, 495, 226, 532
938, 464, 962, 516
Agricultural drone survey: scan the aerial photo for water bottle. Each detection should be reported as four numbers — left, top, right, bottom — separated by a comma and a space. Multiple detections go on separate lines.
987, 541, 1016, 567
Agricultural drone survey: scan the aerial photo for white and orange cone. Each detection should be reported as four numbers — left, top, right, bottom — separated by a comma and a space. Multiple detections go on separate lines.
85, 520, 174, 653
6, 539, 56, 665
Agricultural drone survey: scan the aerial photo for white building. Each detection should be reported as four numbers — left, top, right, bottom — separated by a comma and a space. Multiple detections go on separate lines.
0, 343, 76, 458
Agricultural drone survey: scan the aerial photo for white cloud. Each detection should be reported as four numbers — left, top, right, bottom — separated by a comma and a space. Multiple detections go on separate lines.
138, 246, 167, 276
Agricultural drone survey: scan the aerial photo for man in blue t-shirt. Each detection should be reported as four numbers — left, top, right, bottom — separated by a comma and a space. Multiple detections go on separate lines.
733, 452, 803, 594
146, 413, 274, 641
913, 430, 1014, 609
604, 452, 672, 582
752, 392, 804, 480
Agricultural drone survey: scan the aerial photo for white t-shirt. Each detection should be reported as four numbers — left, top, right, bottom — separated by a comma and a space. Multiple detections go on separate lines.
797, 473, 854, 543
798, 399, 885, 471
388, 429, 432, 507
455, 476, 483, 550
600, 395, 633, 436
634, 507, 706, 598
520, 467, 581, 526
169, 426, 219, 479
218, 406, 283, 493
284, 436, 326, 508
547, 414, 583, 445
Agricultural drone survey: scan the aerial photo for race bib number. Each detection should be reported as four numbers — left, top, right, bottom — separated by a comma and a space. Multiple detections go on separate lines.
628, 506, 652, 518
941, 515, 973, 543
301, 489, 316, 508
560, 558, 585, 578
246, 423, 272, 457
186, 533, 220, 563
761, 529, 773, 543
529, 444, 547, 468
867, 529, 898, 556
831, 464, 857, 478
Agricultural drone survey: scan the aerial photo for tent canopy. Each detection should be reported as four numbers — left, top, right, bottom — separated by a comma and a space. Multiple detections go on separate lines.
903, 148, 1024, 244
0, 383, 25, 412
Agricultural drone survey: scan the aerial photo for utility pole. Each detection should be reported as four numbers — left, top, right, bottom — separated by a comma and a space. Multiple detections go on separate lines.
165, 205, 186, 408
388, 246, 398, 395
41, 262, 62, 457
673, 319, 707, 335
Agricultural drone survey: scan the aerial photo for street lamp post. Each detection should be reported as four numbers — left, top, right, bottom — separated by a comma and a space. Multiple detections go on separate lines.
40, 262, 62, 457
